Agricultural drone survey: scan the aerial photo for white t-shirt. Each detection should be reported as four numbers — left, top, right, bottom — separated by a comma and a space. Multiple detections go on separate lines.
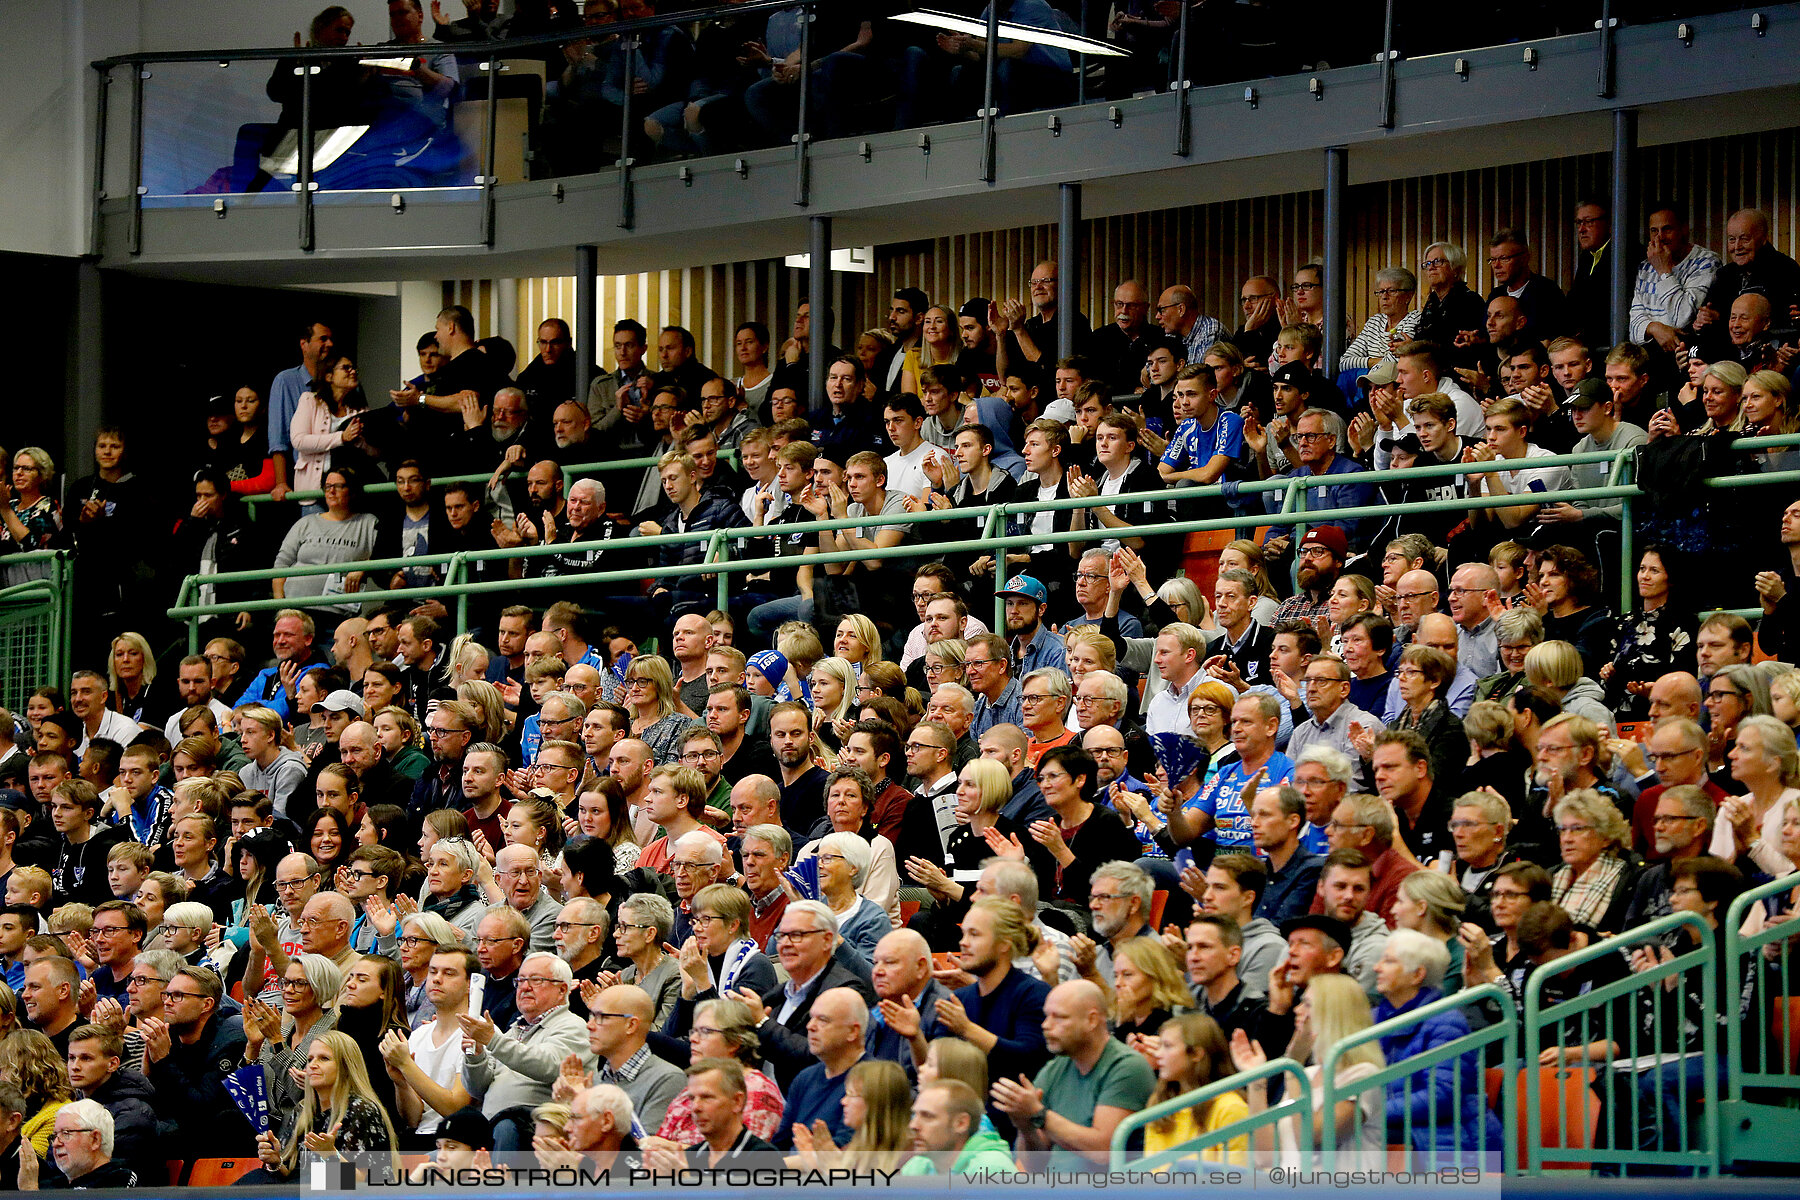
78, 709, 142, 756
163, 698, 233, 744
885, 440, 951, 501
1487, 444, 1571, 498
408, 1018, 468, 1136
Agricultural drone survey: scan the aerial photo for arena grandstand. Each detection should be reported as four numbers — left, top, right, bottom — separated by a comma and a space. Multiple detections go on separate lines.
0, 0, 1799, 1192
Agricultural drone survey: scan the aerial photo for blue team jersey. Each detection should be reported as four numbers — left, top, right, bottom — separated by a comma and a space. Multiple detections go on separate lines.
1186, 751, 1294, 850
1160, 411, 1245, 473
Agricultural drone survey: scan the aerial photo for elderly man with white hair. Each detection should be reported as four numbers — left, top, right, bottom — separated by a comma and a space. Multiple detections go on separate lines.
494, 843, 561, 953
527, 476, 628, 579
668, 830, 727, 946
459, 951, 594, 1152
737, 900, 878, 1088
535, 1083, 639, 1174
21, 1098, 137, 1188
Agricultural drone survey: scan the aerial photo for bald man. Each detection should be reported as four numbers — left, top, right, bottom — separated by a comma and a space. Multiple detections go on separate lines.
495, 843, 560, 952
670, 613, 715, 715
772, 987, 867, 1150
1447, 563, 1501, 678
1648, 672, 1704, 724
992, 979, 1154, 1168
336, 719, 410, 808
565, 662, 612, 712
1383, 612, 1480, 720
299, 891, 357, 968
866, 929, 955, 1075
585, 984, 685, 1133
1390, 568, 1441, 644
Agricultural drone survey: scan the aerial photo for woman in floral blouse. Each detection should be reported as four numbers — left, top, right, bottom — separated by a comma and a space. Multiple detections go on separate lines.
655, 997, 786, 1145
0, 447, 66, 587
1601, 546, 1697, 721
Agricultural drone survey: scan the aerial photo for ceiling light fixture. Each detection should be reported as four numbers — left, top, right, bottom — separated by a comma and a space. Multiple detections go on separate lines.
888, 8, 1129, 56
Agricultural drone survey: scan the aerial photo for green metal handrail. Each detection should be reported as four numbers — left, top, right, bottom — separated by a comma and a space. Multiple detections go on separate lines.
1108, 1055, 1311, 1171
1722, 872, 1800, 1099
165, 434, 1800, 643
0, 550, 75, 692
239, 448, 735, 514
1317, 983, 1514, 1172
1521, 911, 1719, 1176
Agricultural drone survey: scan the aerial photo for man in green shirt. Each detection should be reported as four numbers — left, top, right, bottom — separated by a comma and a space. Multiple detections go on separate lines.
991, 980, 1154, 1168
900, 1079, 1019, 1177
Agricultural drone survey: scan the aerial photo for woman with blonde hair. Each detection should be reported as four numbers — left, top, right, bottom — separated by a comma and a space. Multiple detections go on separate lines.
0, 448, 65, 586
809, 656, 858, 751
108, 632, 159, 724
1111, 935, 1194, 1042
253, 1030, 399, 1179
1523, 639, 1614, 731
1693, 360, 1749, 436
1144, 1011, 1249, 1164
0, 1029, 70, 1154
792, 1059, 912, 1171
1768, 668, 1800, 735
1392, 870, 1469, 991
922, 637, 968, 692
620, 655, 691, 763
1230, 973, 1386, 1164
832, 616, 880, 674
926, 758, 1053, 900
1549, 789, 1639, 931
456, 679, 508, 743
1324, 575, 1377, 655
1219, 540, 1280, 625
372, 706, 431, 781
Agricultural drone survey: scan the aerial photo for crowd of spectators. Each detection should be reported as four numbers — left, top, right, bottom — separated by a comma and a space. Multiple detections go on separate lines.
230, 0, 1631, 187
0, 195, 1796, 1184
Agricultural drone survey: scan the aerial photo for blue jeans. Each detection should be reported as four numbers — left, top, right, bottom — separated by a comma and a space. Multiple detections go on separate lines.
748, 593, 812, 641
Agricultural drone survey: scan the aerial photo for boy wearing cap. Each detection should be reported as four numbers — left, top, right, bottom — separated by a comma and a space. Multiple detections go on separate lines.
998, 576, 1067, 678
1540, 383, 1647, 550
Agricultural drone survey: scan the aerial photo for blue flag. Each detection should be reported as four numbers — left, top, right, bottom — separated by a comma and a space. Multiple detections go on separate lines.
222, 1063, 272, 1135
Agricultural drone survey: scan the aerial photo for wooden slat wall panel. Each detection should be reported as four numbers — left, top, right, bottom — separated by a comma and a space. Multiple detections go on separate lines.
452, 127, 1800, 367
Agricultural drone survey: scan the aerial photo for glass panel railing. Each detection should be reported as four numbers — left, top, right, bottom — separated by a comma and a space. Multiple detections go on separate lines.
138, 58, 299, 201
117, 0, 1764, 205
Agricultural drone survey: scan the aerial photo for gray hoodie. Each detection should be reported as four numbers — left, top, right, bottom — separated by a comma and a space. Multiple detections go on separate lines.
1343, 909, 1390, 994
1240, 917, 1287, 999
1561, 676, 1616, 734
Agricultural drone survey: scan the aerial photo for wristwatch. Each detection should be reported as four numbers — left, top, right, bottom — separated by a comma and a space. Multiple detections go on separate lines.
1027, 1110, 1047, 1130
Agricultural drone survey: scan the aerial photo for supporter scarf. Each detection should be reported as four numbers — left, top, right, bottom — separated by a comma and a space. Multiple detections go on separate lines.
424, 882, 481, 924
709, 938, 760, 994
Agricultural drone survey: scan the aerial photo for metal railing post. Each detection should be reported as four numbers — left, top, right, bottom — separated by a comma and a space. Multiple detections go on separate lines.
90, 66, 112, 257
444, 554, 467, 633
1378, 0, 1397, 129
807, 215, 831, 413
986, 507, 1009, 633
1322, 147, 1348, 378
979, 1, 1000, 182
128, 66, 145, 255
296, 61, 315, 251
480, 54, 500, 245
1610, 108, 1636, 341
1058, 183, 1081, 362
574, 244, 598, 405
1172, 0, 1191, 157
793, 6, 812, 207
703, 531, 730, 613
1597, 0, 1617, 97
616, 35, 637, 229
1613, 449, 1635, 612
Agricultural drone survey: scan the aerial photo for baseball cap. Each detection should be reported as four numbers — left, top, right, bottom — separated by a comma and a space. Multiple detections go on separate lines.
1379, 432, 1425, 456
439, 1106, 494, 1151
1281, 913, 1355, 951
997, 575, 1049, 604
1270, 362, 1314, 389
1564, 377, 1607, 409
959, 298, 991, 323
311, 690, 366, 717
1298, 526, 1348, 559
1362, 360, 1398, 388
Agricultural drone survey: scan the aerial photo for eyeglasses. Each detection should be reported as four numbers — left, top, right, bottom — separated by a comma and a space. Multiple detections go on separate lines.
473, 935, 524, 947
397, 935, 435, 948
1652, 813, 1702, 825
1089, 891, 1127, 904
1646, 747, 1702, 764
126, 974, 165, 987
1326, 820, 1370, 831
1706, 688, 1742, 701
963, 658, 1000, 669
1291, 280, 1321, 291
690, 1025, 725, 1039
1556, 823, 1595, 835
1293, 431, 1334, 443
616, 921, 655, 934
1073, 571, 1109, 582
51, 1129, 96, 1143
1446, 819, 1496, 831
280, 978, 314, 990
88, 925, 131, 938
1020, 693, 1056, 706
1487, 251, 1526, 265
1189, 703, 1225, 717
1373, 288, 1412, 298
425, 726, 468, 739
1089, 746, 1127, 758
516, 976, 567, 988
816, 853, 848, 865
1394, 590, 1437, 602
1421, 258, 1451, 270
776, 928, 829, 942
906, 740, 946, 752
923, 663, 960, 678
496, 868, 541, 881
161, 990, 205, 1003
274, 873, 321, 892
680, 749, 722, 763
1153, 302, 1184, 315
343, 869, 382, 882
293, 916, 341, 930
691, 913, 726, 926
1302, 675, 1348, 686
670, 861, 715, 874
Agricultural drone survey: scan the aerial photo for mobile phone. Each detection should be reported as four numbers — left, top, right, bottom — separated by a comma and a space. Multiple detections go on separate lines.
467, 972, 486, 1015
